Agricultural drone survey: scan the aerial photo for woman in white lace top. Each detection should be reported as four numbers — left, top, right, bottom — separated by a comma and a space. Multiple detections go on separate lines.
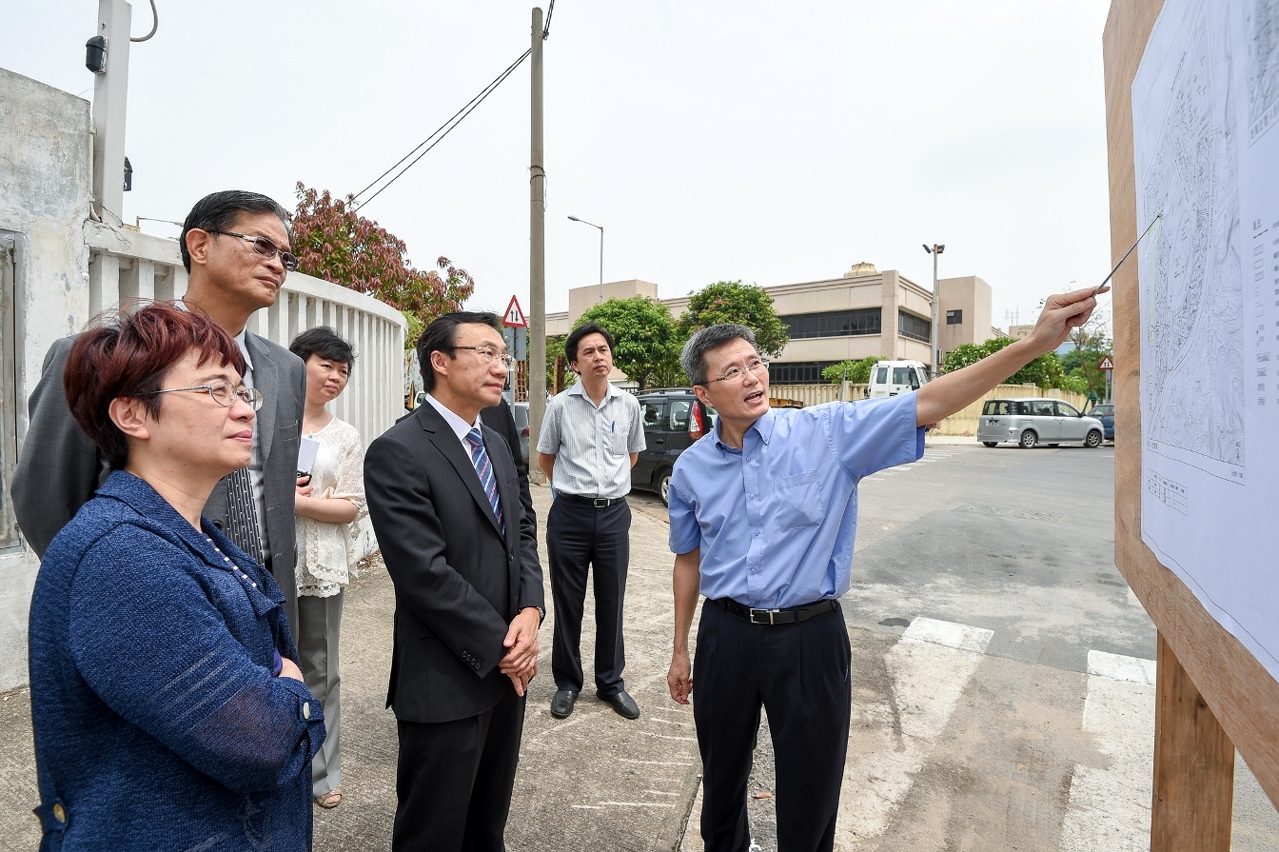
289, 327, 365, 810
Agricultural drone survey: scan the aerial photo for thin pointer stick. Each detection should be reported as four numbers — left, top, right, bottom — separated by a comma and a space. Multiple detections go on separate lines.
1094, 213, 1162, 296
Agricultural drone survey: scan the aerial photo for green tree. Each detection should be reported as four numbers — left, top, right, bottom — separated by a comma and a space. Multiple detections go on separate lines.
821, 356, 880, 385
575, 297, 682, 391
941, 337, 1071, 390
676, 281, 789, 357
291, 182, 475, 328
544, 334, 575, 392
1061, 329, 1113, 399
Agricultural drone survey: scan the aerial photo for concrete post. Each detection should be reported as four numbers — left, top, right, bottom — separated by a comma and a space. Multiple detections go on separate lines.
91, 0, 132, 224
528, 7, 547, 483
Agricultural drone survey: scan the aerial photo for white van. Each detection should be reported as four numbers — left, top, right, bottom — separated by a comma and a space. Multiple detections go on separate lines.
866, 360, 929, 399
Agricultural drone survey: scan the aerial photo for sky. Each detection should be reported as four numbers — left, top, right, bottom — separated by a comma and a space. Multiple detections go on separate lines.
3, 0, 1114, 331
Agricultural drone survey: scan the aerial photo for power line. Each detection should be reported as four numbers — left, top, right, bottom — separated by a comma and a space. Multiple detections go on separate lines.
131, 0, 158, 42
353, 48, 532, 209
543, 0, 555, 38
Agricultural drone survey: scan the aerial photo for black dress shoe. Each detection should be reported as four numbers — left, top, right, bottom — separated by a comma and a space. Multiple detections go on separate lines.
550, 689, 578, 719
597, 689, 640, 719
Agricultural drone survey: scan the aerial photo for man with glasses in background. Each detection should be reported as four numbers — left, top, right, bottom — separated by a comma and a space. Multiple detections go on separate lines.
365, 311, 544, 852
13, 189, 308, 637
537, 322, 645, 721
666, 286, 1105, 852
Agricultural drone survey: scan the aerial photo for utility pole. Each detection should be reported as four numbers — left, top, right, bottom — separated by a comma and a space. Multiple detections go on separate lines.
528, 7, 547, 483
90, 0, 133, 224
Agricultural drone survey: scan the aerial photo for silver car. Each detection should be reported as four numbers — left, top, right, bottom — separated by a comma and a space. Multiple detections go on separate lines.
977, 398, 1105, 449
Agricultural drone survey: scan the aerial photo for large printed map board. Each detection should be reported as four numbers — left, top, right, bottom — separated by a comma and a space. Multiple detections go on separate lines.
1105, 0, 1279, 809
1134, 0, 1279, 679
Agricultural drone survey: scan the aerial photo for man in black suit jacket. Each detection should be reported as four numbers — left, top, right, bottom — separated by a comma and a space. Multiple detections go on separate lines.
365, 311, 544, 852
11, 190, 306, 635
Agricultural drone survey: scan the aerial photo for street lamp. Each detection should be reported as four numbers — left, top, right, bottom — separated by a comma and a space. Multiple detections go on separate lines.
922, 243, 945, 378
568, 215, 604, 303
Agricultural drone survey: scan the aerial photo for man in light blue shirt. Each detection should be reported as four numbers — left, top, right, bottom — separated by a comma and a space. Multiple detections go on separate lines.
666, 286, 1103, 852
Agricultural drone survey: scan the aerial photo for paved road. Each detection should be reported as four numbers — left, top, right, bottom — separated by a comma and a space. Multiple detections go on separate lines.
679, 443, 1279, 851
1, 441, 1275, 850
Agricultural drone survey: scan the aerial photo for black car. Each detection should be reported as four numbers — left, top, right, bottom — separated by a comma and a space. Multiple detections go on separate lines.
631, 388, 716, 505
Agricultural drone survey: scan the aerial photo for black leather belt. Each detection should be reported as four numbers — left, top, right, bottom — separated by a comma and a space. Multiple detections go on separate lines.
559, 493, 626, 508
717, 597, 838, 625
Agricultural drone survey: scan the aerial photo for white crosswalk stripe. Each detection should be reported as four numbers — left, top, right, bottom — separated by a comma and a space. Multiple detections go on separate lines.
1060, 651, 1155, 852
835, 618, 993, 848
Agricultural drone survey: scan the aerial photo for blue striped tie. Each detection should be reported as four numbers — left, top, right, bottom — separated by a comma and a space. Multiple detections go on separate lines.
465, 427, 505, 535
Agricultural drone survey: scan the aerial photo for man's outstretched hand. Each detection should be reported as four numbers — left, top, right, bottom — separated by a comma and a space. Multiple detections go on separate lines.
1025, 285, 1104, 356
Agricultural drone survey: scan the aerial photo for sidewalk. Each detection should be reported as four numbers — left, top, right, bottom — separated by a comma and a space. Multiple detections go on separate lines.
0, 482, 700, 850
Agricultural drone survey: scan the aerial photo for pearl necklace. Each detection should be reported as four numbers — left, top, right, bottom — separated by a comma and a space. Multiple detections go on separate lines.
204, 536, 259, 589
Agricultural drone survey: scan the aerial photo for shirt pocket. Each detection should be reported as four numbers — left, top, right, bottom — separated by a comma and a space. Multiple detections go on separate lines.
608, 430, 629, 456
773, 469, 824, 530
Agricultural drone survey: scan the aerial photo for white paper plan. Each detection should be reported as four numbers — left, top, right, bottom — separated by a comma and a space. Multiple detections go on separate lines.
1134, 0, 1279, 679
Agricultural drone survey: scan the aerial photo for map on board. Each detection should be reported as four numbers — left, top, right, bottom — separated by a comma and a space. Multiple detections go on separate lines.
1135, 0, 1279, 679
1136, 1, 1245, 482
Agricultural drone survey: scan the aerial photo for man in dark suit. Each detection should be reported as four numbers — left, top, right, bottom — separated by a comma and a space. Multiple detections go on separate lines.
365, 311, 544, 852
11, 190, 307, 635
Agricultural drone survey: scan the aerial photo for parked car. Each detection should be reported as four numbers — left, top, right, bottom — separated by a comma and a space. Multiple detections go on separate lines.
511, 401, 530, 463
1087, 402, 1115, 442
977, 398, 1105, 449
631, 388, 716, 505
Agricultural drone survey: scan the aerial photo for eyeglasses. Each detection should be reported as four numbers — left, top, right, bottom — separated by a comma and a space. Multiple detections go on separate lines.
146, 381, 264, 410
209, 229, 299, 272
709, 357, 770, 384
455, 346, 515, 369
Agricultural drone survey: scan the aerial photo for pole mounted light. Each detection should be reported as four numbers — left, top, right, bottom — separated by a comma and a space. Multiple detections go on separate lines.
568, 215, 604, 304
923, 243, 945, 378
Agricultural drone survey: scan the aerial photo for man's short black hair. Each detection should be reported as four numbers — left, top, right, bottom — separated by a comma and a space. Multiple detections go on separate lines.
681, 324, 758, 386
180, 190, 292, 273
565, 322, 615, 369
416, 311, 500, 392
289, 326, 355, 367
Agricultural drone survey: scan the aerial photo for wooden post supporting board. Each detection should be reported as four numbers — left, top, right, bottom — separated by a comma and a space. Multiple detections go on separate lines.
1103, 1, 1279, 849
1151, 633, 1234, 850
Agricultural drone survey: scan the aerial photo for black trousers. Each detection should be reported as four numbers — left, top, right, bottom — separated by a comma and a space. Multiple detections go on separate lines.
392, 689, 526, 852
546, 497, 631, 694
692, 599, 852, 852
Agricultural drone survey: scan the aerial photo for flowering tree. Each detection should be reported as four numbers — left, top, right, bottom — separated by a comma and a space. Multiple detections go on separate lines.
291, 182, 475, 329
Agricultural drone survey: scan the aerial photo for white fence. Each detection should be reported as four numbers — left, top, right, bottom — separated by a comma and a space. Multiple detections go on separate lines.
84, 221, 406, 561
84, 221, 407, 448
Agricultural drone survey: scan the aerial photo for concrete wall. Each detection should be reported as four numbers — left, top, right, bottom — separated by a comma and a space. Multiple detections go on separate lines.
0, 69, 93, 693
937, 275, 994, 358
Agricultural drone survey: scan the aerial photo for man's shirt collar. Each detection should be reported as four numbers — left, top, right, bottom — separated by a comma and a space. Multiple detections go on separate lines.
425, 393, 479, 442
714, 406, 775, 451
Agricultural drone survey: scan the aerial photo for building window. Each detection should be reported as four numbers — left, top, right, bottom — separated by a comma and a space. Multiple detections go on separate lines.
768, 360, 840, 384
0, 232, 21, 551
781, 308, 882, 340
897, 310, 930, 343
946, 309, 963, 324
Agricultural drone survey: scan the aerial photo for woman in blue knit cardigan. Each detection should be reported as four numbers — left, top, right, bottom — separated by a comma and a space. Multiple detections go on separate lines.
27, 303, 326, 850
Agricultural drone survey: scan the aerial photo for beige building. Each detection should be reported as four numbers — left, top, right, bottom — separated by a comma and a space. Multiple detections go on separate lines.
546, 263, 996, 384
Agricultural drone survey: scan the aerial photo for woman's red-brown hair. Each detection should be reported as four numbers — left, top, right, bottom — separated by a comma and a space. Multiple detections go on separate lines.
64, 302, 246, 469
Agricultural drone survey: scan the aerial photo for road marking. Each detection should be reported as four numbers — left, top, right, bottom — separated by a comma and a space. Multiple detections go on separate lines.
619, 758, 696, 766
835, 617, 993, 847
642, 732, 699, 742
1087, 649, 1156, 685
1061, 652, 1155, 852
